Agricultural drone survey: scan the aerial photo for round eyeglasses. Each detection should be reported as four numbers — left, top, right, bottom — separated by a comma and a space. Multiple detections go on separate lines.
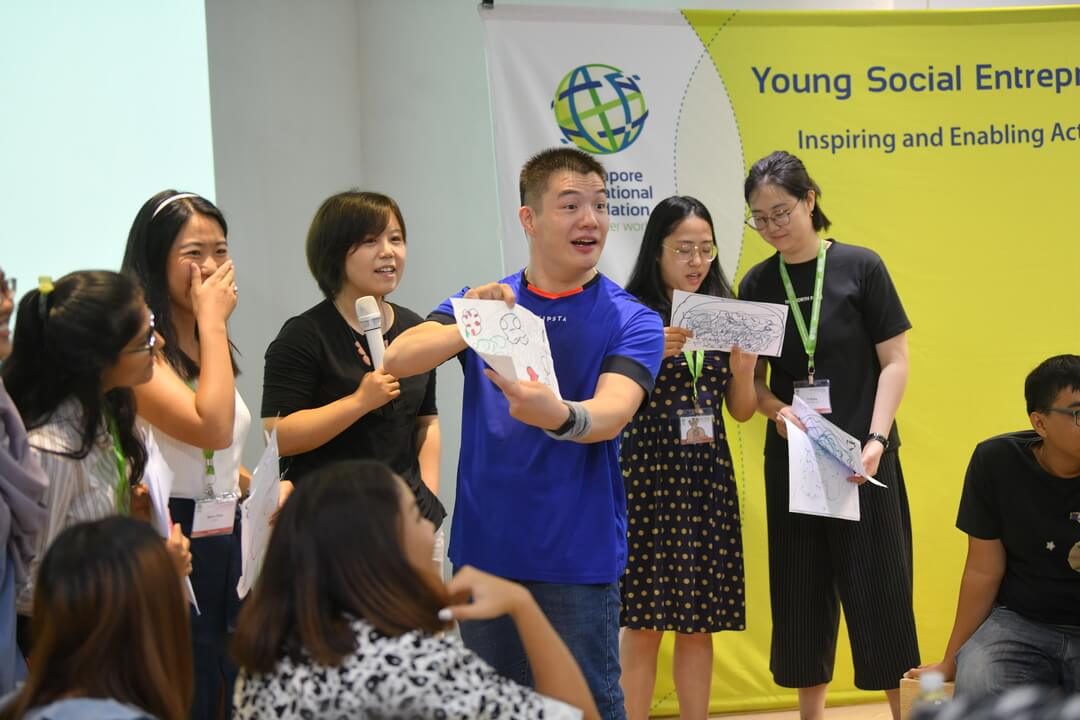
745, 199, 802, 232
662, 243, 718, 264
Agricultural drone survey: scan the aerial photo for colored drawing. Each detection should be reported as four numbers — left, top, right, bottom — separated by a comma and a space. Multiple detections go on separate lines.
451, 298, 562, 399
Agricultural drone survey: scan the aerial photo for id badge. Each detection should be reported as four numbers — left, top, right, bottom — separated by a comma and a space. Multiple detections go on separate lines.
793, 379, 832, 414
678, 409, 715, 445
191, 494, 237, 538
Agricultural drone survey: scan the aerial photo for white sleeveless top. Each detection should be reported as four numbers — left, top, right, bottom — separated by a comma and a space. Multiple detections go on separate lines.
141, 389, 251, 499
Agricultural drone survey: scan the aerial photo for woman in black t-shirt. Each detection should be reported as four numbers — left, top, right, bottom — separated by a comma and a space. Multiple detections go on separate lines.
738, 152, 918, 720
261, 192, 445, 532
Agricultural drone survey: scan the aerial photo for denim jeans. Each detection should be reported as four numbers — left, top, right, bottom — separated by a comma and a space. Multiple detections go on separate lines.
956, 606, 1080, 697
459, 579, 625, 720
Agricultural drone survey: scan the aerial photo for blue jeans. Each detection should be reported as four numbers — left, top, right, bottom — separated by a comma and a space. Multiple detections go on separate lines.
459, 579, 625, 720
956, 606, 1080, 697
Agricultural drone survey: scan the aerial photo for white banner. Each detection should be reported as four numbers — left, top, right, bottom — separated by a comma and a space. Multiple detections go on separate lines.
480, 5, 745, 286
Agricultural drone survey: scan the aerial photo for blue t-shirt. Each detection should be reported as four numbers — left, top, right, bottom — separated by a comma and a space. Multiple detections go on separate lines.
431, 270, 663, 584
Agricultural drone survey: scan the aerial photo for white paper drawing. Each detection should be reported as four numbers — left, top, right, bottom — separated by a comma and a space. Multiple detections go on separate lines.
786, 416, 861, 521
143, 433, 200, 613
790, 396, 886, 487
237, 429, 281, 598
451, 298, 561, 399
670, 290, 788, 357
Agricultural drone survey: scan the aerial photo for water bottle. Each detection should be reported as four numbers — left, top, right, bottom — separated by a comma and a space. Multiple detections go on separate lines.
912, 670, 950, 717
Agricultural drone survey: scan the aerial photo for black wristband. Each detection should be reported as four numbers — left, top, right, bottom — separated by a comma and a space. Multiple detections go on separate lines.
866, 432, 890, 451
551, 402, 576, 436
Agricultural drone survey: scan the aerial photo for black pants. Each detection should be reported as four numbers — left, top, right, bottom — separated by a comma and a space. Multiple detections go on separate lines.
170, 498, 243, 720
764, 449, 920, 690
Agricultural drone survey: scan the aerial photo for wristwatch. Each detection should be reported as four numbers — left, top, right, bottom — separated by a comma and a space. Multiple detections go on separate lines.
866, 432, 890, 451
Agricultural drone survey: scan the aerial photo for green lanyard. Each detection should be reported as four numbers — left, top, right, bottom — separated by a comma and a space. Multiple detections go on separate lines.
104, 412, 131, 515
778, 240, 827, 382
683, 350, 705, 408
183, 379, 218, 495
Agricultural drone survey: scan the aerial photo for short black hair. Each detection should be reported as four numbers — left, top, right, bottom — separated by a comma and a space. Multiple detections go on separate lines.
305, 191, 405, 300
1024, 354, 1080, 414
519, 147, 606, 210
624, 195, 733, 319
744, 150, 831, 232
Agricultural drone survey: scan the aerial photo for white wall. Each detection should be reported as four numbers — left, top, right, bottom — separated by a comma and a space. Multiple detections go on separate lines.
0, 1, 215, 297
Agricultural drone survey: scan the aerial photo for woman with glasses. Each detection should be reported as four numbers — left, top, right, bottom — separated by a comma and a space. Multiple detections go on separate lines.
2, 271, 192, 639
739, 151, 917, 720
121, 191, 262, 720
619, 196, 757, 720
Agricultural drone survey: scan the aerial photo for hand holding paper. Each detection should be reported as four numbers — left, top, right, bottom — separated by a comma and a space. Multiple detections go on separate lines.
670, 290, 788, 356
451, 298, 561, 399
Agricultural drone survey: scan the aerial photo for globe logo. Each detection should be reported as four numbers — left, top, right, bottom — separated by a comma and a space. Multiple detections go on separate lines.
552, 64, 648, 154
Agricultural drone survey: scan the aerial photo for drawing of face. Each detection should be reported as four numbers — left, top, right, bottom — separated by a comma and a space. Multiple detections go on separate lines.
461, 309, 482, 337
499, 313, 527, 345
659, 215, 714, 296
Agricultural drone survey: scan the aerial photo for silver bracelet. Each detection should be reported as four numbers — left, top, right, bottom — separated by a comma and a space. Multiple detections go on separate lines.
544, 400, 592, 441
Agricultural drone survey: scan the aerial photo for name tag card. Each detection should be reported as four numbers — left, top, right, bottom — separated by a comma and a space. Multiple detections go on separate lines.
192, 496, 237, 538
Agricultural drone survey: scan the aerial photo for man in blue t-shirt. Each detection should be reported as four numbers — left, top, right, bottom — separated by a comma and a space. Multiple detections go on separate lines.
386, 147, 663, 719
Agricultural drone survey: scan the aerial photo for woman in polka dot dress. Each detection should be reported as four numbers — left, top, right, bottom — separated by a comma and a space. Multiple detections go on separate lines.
619, 196, 758, 720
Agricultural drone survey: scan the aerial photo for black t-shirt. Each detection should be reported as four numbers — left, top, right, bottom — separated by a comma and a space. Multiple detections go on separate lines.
956, 430, 1080, 626
738, 240, 911, 458
261, 300, 445, 526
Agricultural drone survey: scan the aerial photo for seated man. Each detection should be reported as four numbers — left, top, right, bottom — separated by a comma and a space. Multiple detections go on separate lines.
907, 354, 1080, 696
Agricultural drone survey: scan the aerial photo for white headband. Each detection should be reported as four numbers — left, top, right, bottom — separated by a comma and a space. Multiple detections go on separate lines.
151, 192, 199, 218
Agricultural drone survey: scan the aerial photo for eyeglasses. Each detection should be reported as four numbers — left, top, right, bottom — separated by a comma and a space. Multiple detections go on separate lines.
0, 276, 14, 298
745, 199, 802, 232
122, 312, 157, 354
1043, 407, 1080, 427
662, 243, 718, 264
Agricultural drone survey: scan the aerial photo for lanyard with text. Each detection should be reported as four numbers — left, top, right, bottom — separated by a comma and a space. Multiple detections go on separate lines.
104, 412, 130, 516
778, 240, 826, 383
683, 350, 704, 408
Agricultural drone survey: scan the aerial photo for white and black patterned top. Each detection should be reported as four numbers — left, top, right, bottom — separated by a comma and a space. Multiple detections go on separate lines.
234, 618, 583, 720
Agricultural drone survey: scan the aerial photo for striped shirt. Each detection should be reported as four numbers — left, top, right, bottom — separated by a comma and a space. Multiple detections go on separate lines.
18, 398, 126, 613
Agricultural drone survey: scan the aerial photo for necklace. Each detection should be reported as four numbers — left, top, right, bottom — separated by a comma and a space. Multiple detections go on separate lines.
335, 297, 393, 365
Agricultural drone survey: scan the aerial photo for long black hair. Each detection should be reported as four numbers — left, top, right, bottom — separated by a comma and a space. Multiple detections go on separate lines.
624, 195, 733, 320
744, 151, 831, 232
232, 460, 450, 673
2, 271, 149, 484
120, 190, 238, 381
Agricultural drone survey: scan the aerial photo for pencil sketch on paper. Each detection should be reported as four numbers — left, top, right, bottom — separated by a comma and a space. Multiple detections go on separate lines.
451, 298, 561, 399
670, 290, 788, 357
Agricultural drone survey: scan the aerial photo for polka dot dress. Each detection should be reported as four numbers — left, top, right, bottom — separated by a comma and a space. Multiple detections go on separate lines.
619, 351, 746, 634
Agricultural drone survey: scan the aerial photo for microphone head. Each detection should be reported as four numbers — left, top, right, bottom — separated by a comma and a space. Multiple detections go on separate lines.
355, 296, 382, 332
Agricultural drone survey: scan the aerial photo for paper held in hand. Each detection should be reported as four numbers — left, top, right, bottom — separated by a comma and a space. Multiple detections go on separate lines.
237, 429, 281, 598
670, 290, 788, 356
451, 297, 561, 399
785, 396, 887, 522
143, 434, 200, 613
